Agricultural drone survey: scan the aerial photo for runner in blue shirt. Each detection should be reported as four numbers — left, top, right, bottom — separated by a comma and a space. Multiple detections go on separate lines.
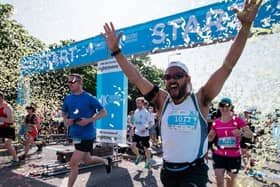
62, 73, 112, 187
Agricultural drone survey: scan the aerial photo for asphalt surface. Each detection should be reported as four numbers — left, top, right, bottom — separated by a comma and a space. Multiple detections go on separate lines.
0, 144, 279, 187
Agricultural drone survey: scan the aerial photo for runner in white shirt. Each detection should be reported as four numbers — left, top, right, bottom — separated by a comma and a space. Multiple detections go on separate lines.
102, 1, 262, 185
131, 97, 154, 169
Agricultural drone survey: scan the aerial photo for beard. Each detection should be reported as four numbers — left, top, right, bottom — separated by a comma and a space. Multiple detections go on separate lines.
167, 81, 188, 101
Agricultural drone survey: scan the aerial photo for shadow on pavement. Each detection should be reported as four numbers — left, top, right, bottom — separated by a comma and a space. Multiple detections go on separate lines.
86, 165, 134, 187
0, 166, 56, 187
133, 170, 159, 187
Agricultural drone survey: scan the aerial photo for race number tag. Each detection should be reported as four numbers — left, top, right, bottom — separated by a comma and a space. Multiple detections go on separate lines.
218, 137, 237, 148
167, 111, 198, 132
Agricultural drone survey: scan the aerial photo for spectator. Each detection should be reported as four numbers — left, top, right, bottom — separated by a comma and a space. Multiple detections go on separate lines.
0, 92, 20, 166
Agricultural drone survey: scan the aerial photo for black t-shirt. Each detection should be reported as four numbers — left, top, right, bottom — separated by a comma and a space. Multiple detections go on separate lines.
25, 114, 37, 124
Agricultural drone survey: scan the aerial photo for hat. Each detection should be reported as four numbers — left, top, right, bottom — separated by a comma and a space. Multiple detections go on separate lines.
219, 97, 232, 105
244, 107, 255, 113
167, 61, 189, 75
244, 109, 251, 113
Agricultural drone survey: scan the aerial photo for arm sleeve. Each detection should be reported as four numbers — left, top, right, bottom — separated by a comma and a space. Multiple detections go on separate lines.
143, 85, 159, 102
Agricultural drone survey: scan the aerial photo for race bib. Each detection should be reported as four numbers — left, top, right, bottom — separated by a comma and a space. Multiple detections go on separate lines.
167, 111, 198, 132
218, 136, 237, 148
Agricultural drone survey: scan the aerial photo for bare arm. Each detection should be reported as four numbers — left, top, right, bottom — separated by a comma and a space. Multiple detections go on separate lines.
197, 0, 263, 111
232, 126, 253, 139
91, 108, 107, 122
3, 105, 14, 123
32, 115, 40, 126
103, 23, 154, 95
208, 129, 217, 142
102, 23, 168, 110
62, 111, 74, 126
241, 126, 253, 139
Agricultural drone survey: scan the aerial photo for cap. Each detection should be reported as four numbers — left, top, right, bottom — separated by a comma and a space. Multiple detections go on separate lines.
167, 61, 189, 75
244, 107, 255, 113
244, 109, 251, 113
220, 97, 232, 105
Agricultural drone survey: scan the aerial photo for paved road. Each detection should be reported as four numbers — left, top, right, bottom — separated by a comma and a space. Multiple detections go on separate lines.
0, 144, 279, 187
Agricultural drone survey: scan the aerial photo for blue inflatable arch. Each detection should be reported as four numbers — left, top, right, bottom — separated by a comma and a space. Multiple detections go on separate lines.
18, 0, 280, 143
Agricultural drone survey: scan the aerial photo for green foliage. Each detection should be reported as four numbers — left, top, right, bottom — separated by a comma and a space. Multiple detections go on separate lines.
27, 40, 73, 119
0, 3, 45, 107
27, 69, 69, 120
0, 4, 72, 118
28, 40, 98, 119
127, 55, 164, 112
0, 3, 164, 118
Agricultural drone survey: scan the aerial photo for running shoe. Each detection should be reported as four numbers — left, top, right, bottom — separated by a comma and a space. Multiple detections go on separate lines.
105, 157, 112, 174
10, 159, 20, 166
134, 155, 143, 165
18, 154, 26, 161
144, 159, 152, 169
36, 144, 43, 152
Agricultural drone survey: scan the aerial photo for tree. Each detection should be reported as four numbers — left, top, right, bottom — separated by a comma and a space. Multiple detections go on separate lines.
0, 3, 164, 119
28, 40, 98, 120
0, 3, 45, 108
127, 55, 164, 112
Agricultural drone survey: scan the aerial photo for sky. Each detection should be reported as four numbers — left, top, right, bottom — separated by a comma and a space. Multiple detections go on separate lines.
1, 0, 218, 45
1, 0, 279, 113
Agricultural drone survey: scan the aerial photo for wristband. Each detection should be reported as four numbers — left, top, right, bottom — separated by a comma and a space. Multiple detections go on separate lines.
111, 49, 121, 56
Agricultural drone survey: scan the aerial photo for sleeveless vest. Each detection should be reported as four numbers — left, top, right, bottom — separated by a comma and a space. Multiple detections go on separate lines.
161, 93, 208, 162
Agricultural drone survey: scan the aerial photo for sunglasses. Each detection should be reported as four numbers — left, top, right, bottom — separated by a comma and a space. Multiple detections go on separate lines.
219, 103, 231, 108
67, 80, 79, 84
163, 72, 186, 80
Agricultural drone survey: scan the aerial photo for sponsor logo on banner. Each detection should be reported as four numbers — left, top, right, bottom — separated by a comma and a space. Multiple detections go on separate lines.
97, 59, 122, 74
20, 0, 278, 75
96, 129, 127, 144
96, 59, 128, 144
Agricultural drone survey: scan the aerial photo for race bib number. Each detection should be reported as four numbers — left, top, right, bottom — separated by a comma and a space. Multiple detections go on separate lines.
218, 137, 237, 148
167, 111, 198, 132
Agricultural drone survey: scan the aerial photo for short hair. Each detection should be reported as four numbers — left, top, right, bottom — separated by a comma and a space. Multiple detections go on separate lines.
26, 106, 36, 112
135, 97, 145, 103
